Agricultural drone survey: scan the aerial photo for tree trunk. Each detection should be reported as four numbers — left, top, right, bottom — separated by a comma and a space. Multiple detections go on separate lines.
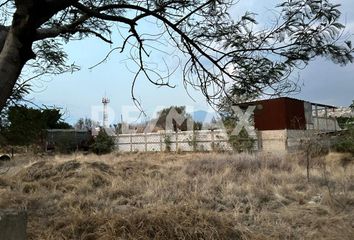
0, 2, 39, 112
306, 149, 310, 183
0, 29, 28, 112
0, 0, 75, 112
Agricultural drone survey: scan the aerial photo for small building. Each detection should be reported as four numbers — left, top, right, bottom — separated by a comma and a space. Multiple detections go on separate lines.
44, 127, 118, 152
44, 129, 93, 152
237, 97, 341, 152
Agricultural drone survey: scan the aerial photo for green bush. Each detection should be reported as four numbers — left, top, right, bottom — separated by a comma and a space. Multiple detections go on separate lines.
222, 116, 256, 153
337, 117, 354, 129
228, 128, 255, 153
333, 127, 354, 155
164, 135, 172, 152
188, 131, 198, 151
90, 129, 115, 155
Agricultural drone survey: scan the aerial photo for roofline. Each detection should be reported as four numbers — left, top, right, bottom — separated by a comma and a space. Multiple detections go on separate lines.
309, 101, 337, 109
235, 97, 338, 109
45, 129, 89, 133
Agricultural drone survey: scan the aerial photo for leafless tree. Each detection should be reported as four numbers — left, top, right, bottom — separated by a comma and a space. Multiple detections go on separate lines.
0, 0, 353, 112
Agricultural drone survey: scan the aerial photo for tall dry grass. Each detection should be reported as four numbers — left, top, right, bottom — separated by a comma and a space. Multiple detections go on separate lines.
0, 151, 353, 239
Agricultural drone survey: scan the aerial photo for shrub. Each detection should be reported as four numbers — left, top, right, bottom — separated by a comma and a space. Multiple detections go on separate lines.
90, 129, 115, 155
164, 135, 172, 152
333, 127, 354, 155
188, 131, 198, 151
227, 128, 255, 153
222, 116, 256, 153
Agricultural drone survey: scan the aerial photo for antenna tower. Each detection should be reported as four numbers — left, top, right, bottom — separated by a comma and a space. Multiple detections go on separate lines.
102, 97, 110, 127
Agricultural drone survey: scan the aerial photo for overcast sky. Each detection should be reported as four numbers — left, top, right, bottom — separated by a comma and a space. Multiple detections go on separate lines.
28, 0, 354, 124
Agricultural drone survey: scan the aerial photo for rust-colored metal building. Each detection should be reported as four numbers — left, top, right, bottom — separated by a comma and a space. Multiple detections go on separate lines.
237, 97, 340, 152
238, 97, 338, 131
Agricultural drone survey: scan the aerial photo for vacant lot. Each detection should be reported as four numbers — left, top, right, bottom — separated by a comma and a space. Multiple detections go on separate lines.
0, 152, 353, 239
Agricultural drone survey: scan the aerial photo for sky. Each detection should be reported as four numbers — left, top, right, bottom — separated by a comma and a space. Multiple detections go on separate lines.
28, 0, 354, 125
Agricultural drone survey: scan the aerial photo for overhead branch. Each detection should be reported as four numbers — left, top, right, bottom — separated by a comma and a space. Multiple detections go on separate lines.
0, 0, 11, 8
174, 0, 213, 26
78, 29, 112, 44
72, 2, 135, 26
77, 3, 232, 81
35, 14, 89, 40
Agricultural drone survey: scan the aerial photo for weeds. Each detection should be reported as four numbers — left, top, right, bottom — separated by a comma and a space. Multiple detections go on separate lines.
164, 134, 172, 152
0, 152, 353, 239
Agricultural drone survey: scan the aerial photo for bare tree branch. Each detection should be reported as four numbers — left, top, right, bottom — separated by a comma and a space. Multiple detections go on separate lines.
0, 0, 353, 112
72, 2, 134, 26
35, 14, 90, 40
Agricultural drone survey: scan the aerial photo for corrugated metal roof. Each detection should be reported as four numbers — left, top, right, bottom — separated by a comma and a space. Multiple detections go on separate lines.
236, 97, 337, 109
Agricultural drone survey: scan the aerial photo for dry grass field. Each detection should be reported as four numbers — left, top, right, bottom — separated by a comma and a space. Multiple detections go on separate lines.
0, 151, 354, 240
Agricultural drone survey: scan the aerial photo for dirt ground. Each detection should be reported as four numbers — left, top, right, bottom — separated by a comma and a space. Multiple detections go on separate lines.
0, 151, 353, 239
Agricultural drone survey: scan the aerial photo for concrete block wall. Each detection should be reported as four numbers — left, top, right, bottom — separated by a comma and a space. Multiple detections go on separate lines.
116, 128, 321, 153
286, 130, 309, 152
116, 130, 234, 152
0, 209, 27, 240
258, 130, 287, 152
258, 129, 333, 153
308, 117, 341, 131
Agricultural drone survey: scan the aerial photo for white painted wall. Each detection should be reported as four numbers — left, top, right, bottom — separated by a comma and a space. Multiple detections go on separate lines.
115, 129, 332, 153
116, 129, 233, 152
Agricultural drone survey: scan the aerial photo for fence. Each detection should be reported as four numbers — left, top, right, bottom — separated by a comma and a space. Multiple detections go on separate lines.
42, 127, 343, 153
115, 128, 342, 153
116, 129, 235, 152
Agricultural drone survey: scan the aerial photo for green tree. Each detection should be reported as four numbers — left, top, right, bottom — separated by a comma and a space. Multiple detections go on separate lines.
222, 114, 255, 153
334, 101, 354, 155
333, 127, 354, 155
218, 90, 257, 152
337, 101, 354, 129
75, 117, 99, 130
0, 0, 353, 111
154, 106, 197, 131
2, 105, 71, 145
91, 128, 115, 155
217, 86, 259, 118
